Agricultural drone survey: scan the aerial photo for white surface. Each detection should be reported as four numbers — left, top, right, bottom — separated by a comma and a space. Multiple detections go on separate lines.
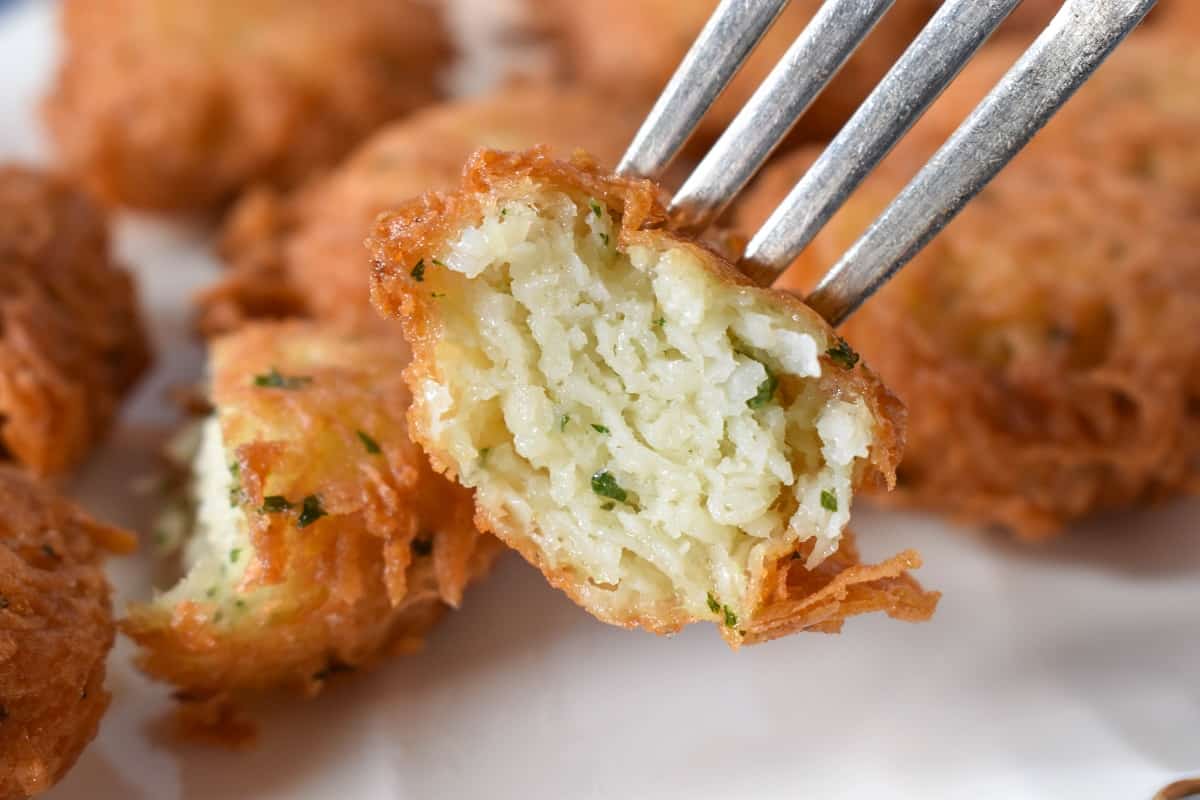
1, 2, 1196, 798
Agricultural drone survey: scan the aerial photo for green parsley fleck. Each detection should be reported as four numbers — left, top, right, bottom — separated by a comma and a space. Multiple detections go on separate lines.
591, 470, 627, 503
826, 337, 860, 369
601, 502, 615, 511
411, 537, 433, 557
254, 367, 313, 389
559, 414, 570, 432
747, 366, 778, 409
598, 232, 610, 246
479, 447, 491, 465
432, 258, 447, 267
589, 199, 604, 217
820, 489, 838, 512
205, 587, 217, 599
653, 317, 666, 327
229, 548, 242, 564
723, 606, 738, 628
500, 207, 508, 217
706, 592, 721, 614
229, 461, 240, 480
41, 545, 59, 561
410, 258, 426, 282
297, 495, 327, 529
591, 424, 609, 434
261, 495, 292, 513
357, 430, 382, 455
431, 292, 446, 299
235, 599, 247, 610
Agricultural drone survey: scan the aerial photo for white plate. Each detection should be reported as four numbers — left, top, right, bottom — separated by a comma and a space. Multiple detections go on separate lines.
2, 2, 1197, 797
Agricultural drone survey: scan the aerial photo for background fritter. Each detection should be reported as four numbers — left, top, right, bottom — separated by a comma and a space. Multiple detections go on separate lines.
0, 166, 151, 477
124, 321, 501, 698
44, 0, 451, 212
370, 148, 936, 643
735, 25, 1200, 536
0, 467, 135, 800
203, 85, 641, 336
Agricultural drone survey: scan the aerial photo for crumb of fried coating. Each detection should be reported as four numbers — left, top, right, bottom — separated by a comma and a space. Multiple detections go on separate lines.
0, 466, 134, 799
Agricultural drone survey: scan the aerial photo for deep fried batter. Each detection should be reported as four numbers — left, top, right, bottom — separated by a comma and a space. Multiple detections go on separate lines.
369, 148, 936, 644
123, 321, 500, 698
202, 85, 641, 336
0, 467, 135, 799
0, 166, 151, 477
736, 139, 1200, 536
536, 0, 938, 144
44, 0, 451, 212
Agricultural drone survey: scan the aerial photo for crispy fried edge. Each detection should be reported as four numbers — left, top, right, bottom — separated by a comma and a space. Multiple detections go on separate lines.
368, 147, 934, 642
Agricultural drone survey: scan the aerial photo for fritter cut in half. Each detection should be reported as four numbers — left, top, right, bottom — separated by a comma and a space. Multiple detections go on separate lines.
123, 321, 500, 698
0, 466, 134, 799
736, 142, 1200, 537
370, 149, 937, 644
44, 0, 450, 211
203, 86, 640, 336
0, 165, 151, 477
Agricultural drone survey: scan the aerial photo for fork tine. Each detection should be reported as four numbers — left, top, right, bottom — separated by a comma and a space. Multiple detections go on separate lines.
669, 0, 897, 233
739, 0, 1021, 269
802, 0, 1157, 326
616, 0, 789, 180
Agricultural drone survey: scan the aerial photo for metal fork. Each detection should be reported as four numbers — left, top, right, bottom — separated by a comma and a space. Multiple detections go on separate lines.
615, 0, 1157, 326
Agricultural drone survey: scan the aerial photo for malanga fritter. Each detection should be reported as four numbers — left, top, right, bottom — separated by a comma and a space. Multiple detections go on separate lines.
536, 0, 939, 144
735, 139, 1200, 537
0, 165, 151, 477
370, 148, 937, 645
123, 321, 500, 699
203, 85, 642, 336
44, 0, 451, 212
0, 467, 135, 800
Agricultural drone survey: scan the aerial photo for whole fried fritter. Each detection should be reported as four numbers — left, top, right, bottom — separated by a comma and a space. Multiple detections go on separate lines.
123, 321, 500, 699
0, 467, 135, 799
202, 85, 641, 336
44, 0, 451, 212
370, 148, 936, 645
0, 166, 151, 477
536, 0, 939, 144
736, 140, 1200, 537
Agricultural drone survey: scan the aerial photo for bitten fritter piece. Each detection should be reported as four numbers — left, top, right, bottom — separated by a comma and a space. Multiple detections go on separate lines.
202, 86, 641, 336
536, 0, 938, 143
370, 149, 936, 645
44, 0, 451, 212
0, 166, 151, 477
735, 143, 1200, 537
0, 467, 135, 799
123, 321, 500, 698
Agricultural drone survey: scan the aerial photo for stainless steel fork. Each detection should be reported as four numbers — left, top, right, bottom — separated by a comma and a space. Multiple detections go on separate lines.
616, 0, 1158, 326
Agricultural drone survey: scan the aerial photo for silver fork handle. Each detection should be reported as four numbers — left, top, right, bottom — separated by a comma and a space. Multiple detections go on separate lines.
616, 0, 789, 180
802, 0, 1158, 326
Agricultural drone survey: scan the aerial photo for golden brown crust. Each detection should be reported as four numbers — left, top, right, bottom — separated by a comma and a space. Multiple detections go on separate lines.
0, 166, 152, 477
44, 0, 450, 212
535, 0, 938, 144
737, 129, 1200, 535
202, 85, 642, 337
123, 320, 501, 698
369, 147, 935, 640
0, 466, 135, 799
